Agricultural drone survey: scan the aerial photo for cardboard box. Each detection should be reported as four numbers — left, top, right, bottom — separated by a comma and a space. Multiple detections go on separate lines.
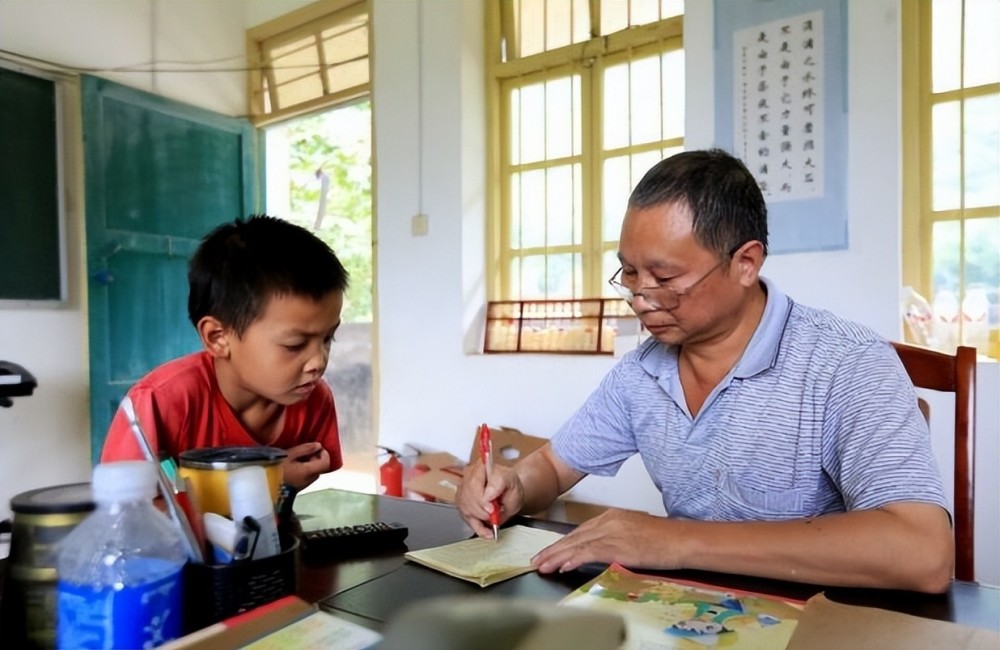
467, 425, 547, 468
403, 426, 545, 503
402, 451, 465, 503
402, 425, 612, 526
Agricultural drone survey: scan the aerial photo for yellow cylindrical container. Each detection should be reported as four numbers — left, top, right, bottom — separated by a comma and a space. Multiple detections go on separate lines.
177, 446, 286, 518
3, 483, 94, 649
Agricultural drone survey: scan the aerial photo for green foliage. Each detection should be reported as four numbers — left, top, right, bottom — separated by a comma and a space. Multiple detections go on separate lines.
283, 101, 373, 322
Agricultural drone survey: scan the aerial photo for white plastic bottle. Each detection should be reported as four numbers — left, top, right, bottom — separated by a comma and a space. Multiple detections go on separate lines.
228, 465, 282, 560
56, 461, 187, 649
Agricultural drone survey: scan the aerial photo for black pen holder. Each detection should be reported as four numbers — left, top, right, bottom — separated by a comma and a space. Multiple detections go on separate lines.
183, 533, 299, 633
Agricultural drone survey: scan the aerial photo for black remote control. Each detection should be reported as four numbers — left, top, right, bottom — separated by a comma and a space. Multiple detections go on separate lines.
300, 521, 409, 561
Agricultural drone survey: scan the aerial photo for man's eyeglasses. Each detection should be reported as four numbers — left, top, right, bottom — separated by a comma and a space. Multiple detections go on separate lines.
608, 245, 742, 311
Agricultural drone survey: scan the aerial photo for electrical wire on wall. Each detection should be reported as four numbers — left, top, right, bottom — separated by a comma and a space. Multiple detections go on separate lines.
416, 0, 425, 223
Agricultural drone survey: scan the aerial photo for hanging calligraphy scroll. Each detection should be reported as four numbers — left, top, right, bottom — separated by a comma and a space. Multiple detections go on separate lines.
714, 0, 848, 253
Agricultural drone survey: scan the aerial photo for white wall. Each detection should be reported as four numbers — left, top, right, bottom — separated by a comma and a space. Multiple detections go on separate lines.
0, 0, 995, 584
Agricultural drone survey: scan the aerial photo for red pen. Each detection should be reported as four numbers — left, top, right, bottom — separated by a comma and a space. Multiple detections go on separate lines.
479, 423, 502, 542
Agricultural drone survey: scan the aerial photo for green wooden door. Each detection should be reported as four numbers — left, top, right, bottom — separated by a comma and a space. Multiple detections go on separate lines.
82, 75, 258, 463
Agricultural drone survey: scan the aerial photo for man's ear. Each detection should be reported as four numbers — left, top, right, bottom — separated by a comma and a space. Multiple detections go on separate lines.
197, 316, 230, 358
732, 240, 766, 288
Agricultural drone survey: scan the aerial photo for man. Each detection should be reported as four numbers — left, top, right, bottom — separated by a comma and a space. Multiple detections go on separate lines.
457, 149, 953, 593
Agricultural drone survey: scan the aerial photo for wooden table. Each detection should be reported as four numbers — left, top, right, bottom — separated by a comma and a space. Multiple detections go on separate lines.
292, 489, 1000, 632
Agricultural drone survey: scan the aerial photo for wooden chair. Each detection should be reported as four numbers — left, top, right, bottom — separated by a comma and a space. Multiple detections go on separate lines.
891, 342, 977, 582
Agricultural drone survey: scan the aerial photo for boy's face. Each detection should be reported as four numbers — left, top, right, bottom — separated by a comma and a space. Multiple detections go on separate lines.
221, 290, 344, 406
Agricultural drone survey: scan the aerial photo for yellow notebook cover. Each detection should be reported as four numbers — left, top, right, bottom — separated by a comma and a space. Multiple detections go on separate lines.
403, 525, 564, 587
560, 563, 803, 649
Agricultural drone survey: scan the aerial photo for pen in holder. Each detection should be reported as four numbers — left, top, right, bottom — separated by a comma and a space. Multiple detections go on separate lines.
234, 516, 261, 562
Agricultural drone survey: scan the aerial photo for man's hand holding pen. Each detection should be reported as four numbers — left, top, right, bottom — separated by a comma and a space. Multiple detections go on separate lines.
479, 424, 503, 541
456, 429, 524, 540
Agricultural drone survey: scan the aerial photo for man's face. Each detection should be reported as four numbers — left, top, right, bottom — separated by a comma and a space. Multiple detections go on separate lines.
223, 290, 344, 406
617, 202, 743, 347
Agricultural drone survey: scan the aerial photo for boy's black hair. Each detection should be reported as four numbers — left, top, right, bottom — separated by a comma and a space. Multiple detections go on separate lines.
629, 148, 769, 259
187, 215, 350, 336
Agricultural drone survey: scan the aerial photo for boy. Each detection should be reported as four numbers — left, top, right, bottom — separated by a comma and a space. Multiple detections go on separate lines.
102, 215, 349, 490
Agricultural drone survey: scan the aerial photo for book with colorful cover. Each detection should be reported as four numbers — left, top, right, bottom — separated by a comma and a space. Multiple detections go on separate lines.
559, 564, 804, 649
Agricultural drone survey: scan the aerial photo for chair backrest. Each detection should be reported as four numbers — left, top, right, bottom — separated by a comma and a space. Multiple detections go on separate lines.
891, 342, 977, 582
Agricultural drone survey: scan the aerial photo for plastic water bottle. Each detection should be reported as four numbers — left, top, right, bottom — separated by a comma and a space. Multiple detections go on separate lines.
55, 461, 187, 649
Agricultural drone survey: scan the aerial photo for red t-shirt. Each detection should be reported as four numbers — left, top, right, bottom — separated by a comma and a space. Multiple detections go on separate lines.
101, 351, 343, 471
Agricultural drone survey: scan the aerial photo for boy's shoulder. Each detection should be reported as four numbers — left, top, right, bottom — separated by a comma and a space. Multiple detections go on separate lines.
133, 350, 215, 393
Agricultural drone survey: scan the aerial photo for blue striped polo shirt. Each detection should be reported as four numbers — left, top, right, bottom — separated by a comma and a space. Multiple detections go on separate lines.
550, 278, 949, 521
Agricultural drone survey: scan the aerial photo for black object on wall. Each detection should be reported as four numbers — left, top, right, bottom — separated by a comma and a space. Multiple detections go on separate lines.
0, 67, 63, 302
0, 361, 37, 407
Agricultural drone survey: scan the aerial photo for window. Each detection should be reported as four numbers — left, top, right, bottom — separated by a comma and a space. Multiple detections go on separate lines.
486, 0, 684, 302
247, 0, 369, 125
902, 0, 1000, 359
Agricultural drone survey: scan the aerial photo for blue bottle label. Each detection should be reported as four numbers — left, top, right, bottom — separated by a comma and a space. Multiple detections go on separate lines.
57, 562, 183, 649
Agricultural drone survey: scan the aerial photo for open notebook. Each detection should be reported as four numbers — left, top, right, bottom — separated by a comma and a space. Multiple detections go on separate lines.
403, 525, 564, 587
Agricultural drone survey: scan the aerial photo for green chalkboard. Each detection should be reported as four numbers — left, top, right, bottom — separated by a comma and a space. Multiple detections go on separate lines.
81, 75, 258, 462
0, 67, 63, 302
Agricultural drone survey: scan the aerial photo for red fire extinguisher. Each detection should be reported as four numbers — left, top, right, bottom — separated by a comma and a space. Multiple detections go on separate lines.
378, 447, 403, 497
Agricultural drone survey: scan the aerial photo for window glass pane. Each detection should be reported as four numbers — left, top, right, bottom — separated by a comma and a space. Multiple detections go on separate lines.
964, 0, 1000, 87
964, 94, 1000, 208
571, 0, 591, 43
602, 1, 629, 35
603, 156, 631, 240
631, 0, 664, 26
513, 169, 546, 248
604, 62, 630, 150
601, 0, 678, 35
545, 0, 574, 51
324, 59, 369, 95
509, 87, 522, 164
270, 43, 319, 87
509, 173, 522, 247
510, 257, 522, 295
275, 75, 324, 110
602, 150, 680, 240
515, 253, 579, 298
932, 0, 962, 93
518, 0, 547, 58
322, 23, 367, 64
964, 217, 999, 332
662, 50, 685, 138
606, 52, 683, 149
545, 164, 582, 246
545, 76, 580, 159
517, 82, 546, 164
930, 220, 962, 350
932, 101, 961, 210
631, 56, 663, 145
661, 0, 684, 19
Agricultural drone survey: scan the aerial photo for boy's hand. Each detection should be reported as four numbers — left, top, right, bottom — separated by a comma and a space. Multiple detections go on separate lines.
282, 442, 330, 490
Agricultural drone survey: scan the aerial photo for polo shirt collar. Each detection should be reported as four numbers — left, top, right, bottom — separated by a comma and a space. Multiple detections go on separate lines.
732, 276, 792, 378
636, 276, 792, 380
